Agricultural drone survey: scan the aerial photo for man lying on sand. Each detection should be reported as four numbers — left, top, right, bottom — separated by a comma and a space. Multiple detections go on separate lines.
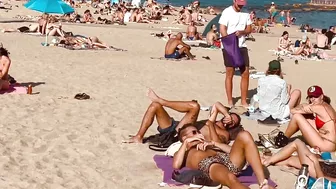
174, 124, 274, 189
126, 89, 242, 144
164, 33, 194, 59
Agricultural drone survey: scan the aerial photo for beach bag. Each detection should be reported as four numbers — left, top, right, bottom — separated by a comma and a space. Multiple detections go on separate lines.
221, 33, 245, 68
145, 130, 179, 151
295, 40, 301, 47
319, 160, 336, 178
257, 129, 288, 149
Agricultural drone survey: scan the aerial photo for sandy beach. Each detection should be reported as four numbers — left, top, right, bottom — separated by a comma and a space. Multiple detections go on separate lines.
0, 1, 335, 189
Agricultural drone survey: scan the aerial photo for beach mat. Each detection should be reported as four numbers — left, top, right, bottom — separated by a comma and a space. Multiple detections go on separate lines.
153, 155, 277, 187
62, 46, 127, 51
0, 84, 27, 94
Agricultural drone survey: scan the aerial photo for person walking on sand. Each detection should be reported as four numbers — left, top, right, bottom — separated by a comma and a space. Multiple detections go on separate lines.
219, 0, 252, 108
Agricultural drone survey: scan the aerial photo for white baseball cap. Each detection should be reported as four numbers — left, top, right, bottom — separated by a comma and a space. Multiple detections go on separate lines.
271, 2, 274, 4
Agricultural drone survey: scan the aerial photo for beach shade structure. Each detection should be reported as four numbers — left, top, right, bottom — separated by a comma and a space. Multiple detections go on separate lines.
24, 0, 75, 46
202, 14, 221, 37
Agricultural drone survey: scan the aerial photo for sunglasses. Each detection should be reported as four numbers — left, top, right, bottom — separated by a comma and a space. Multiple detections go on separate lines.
186, 130, 201, 136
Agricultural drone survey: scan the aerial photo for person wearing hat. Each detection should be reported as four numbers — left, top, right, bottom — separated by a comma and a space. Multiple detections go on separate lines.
219, 0, 252, 108
285, 85, 336, 152
256, 60, 301, 121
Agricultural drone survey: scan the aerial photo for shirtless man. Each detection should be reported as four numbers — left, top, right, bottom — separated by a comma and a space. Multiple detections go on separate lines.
186, 21, 201, 40
173, 124, 274, 189
0, 47, 11, 90
164, 32, 194, 59
206, 24, 218, 46
126, 89, 242, 144
314, 29, 329, 49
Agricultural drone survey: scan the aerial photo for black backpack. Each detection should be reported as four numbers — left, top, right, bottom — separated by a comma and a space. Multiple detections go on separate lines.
143, 130, 178, 151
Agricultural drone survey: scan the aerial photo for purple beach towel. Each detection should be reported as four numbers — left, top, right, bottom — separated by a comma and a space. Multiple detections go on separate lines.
221, 33, 245, 68
153, 155, 277, 187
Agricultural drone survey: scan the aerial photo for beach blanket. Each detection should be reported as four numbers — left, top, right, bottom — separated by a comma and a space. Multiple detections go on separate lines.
268, 50, 336, 62
153, 155, 277, 187
0, 84, 27, 94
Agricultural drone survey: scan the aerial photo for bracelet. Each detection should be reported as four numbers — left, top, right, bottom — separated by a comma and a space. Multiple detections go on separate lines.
259, 179, 268, 189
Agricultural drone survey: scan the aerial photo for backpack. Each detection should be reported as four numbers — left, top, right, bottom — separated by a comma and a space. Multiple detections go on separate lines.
143, 130, 178, 151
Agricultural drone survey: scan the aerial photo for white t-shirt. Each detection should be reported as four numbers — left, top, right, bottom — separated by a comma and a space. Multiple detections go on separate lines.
218, 6, 252, 48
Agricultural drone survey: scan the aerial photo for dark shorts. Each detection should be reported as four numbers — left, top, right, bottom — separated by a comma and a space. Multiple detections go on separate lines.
165, 50, 180, 59
222, 47, 250, 70
157, 118, 179, 134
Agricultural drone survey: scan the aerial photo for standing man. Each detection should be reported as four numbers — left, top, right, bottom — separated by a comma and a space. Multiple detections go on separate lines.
219, 0, 252, 107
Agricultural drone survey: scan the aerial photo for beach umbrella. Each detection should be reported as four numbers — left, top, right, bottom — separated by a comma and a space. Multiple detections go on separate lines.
24, 0, 75, 45
202, 14, 221, 36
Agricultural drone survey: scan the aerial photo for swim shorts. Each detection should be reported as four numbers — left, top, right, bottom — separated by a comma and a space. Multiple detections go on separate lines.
222, 47, 250, 69
165, 50, 180, 59
157, 118, 179, 134
199, 152, 241, 178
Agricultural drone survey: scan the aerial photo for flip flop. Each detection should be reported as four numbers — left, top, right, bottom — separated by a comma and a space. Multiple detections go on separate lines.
74, 93, 90, 100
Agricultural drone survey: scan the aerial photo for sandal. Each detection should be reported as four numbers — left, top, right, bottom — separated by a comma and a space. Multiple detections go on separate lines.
74, 93, 90, 100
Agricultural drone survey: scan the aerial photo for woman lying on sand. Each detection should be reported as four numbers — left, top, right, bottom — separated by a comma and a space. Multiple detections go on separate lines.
262, 139, 336, 181
174, 124, 274, 189
0, 47, 11, 90
283, 85, 336, 152
57, 35, 111, 49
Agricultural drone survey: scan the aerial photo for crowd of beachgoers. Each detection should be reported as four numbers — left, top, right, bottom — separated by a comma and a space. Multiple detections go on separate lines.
0, 0, 336, 189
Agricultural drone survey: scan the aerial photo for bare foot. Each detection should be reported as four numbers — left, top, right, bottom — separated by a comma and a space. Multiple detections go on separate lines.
147, 88, 161, 103
260, 155, 272, 167
122, 135, 143, 143
241, 102, 249, 109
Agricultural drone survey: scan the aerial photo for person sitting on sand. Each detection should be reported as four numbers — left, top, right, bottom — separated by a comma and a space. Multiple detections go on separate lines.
46, 18, 65, 38
83, 9, 95, 23
186, 21, 201, 40
314, 29, 330, 50
206, 24, 220, 47
262, 139, 336, 181
283, 85, 336, 152
292, 36, 312, 56
38, 13, 49, 35
278, 31, 294, 52
126, 89, 242, 144
0, 47, 11, 90
173, 124, 274, 189
256, 60, 301, 121
164, 32, 194, 59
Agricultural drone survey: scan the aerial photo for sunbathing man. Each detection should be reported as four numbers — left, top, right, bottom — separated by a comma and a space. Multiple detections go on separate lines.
0, 47, 11, 90
186, 21, 201, 40
59, 35, 110, 49
173, 124, 274, 189
126, 89, 242, 144
206, 24, 219, 47
164, 32, 194, 59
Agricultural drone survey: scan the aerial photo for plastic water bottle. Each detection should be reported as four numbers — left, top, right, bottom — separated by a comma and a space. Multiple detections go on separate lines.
248, 95, 259, 113
295, 164, 309, 189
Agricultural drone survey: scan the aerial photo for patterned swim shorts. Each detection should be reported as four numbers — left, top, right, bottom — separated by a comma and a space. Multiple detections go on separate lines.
198, 152, 241, 178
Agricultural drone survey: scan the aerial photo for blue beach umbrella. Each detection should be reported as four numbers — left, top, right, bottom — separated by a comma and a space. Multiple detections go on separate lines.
24, 0, 75, 45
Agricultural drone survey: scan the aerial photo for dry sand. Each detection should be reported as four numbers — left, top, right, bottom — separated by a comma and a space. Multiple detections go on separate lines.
0, 1, 335, 189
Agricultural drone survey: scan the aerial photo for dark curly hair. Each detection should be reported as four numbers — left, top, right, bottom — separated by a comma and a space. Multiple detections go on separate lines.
177, 123, 197, 142
0, 47, 10, 57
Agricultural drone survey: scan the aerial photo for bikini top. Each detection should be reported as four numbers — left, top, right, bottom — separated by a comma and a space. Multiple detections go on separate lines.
315, 105, 335, 130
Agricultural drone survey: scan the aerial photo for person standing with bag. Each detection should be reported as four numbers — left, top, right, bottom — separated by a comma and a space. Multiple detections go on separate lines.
219, 0, 252, 108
